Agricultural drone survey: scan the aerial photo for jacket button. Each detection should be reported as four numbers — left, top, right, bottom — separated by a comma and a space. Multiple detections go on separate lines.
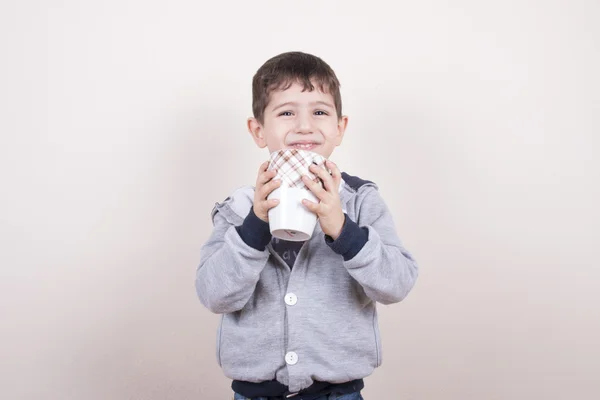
285, 351, 298, 365
284, 293, 298, 306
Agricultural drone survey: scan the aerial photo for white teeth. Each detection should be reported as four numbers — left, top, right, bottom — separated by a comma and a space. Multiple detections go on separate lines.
292, 143, 316, 149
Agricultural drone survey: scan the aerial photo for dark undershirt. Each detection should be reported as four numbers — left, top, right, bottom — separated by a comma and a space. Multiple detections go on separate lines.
270, 236, 305, 269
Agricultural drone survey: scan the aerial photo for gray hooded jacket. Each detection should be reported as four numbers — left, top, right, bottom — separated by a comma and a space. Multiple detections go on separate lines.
195, 172, 418, 393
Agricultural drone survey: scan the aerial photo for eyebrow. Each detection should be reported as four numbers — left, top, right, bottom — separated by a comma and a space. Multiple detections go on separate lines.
271, 101, 335, 111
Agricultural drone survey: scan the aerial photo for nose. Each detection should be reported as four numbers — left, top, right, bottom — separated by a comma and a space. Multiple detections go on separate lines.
295, 111, 314, 134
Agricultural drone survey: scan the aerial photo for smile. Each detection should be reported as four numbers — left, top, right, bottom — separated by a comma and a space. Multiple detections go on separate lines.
289, 143, 319, 150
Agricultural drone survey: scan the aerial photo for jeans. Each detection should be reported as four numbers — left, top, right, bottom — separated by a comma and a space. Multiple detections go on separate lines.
233, 392, 364, 400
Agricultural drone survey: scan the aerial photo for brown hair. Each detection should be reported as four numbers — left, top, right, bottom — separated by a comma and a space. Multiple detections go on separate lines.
252, 51, 342, 124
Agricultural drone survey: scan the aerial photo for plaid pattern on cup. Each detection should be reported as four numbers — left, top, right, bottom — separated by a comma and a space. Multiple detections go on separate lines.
268, 149, 329, 189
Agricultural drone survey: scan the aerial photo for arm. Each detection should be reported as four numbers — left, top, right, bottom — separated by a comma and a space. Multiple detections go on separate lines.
195, 206, 272, 314
325, 188, 418, 304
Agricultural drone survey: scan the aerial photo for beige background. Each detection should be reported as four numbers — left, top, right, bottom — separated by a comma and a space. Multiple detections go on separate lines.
1, 0, 599, 399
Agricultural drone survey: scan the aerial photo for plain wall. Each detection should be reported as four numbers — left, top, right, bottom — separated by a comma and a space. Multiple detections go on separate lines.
1, 0, 599, 399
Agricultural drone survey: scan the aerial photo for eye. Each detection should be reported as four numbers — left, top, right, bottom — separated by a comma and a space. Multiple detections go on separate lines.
278, 111, 293, 117
314, 110, 328, 116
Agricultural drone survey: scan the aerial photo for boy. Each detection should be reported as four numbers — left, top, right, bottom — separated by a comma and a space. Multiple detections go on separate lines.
196, 52, 418, 400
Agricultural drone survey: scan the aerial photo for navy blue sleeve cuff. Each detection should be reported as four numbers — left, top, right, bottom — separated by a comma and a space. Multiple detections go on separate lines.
235, 207, 272, 251
324, 213, 369, 261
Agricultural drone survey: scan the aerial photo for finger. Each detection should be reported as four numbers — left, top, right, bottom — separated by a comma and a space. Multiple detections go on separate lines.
309, 163, 335, 193
258, 166, 277, 186
327, 160, 342, 189
259, 178, 282, 199
301, 198, 319, 213
256, 161, 269, 184
257, 160, 269, 175
302, 174, 327, 200
260, 169, 277, 184
265, 198, 280, 210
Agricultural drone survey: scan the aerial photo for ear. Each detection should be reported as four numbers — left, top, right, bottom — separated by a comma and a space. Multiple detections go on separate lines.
247, 117, 267, 148
335, 115, 349, 146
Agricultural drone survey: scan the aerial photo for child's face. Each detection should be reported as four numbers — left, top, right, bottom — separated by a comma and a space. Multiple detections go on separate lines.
248, 81, 348, 159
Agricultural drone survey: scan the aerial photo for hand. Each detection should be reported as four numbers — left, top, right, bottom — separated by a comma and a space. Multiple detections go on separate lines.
301, 160, 345, 240
253, 161, 282, 223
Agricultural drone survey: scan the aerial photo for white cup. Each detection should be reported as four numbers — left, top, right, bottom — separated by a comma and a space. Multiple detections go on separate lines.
267, 186, 319, 241
266, 149, 327, 241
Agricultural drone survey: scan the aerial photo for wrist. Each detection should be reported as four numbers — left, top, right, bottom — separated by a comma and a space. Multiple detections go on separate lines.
328, 214, 345, 240
253, 206, 268, 223
236, 207, 272, 250
325, 214, 369, 261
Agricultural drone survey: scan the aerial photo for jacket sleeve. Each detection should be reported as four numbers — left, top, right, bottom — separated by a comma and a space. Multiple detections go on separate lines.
195, 205, 272, 314
325, 187, 418, 305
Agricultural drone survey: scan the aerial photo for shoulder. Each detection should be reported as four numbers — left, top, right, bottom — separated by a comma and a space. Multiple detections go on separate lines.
341, 172, 388, 216
211, 185, 255, 221
341, 172, 378, 192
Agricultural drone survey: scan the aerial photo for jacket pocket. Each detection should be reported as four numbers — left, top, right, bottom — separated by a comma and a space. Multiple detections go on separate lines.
373, 308, 382, 367
216, 314, 224, 367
